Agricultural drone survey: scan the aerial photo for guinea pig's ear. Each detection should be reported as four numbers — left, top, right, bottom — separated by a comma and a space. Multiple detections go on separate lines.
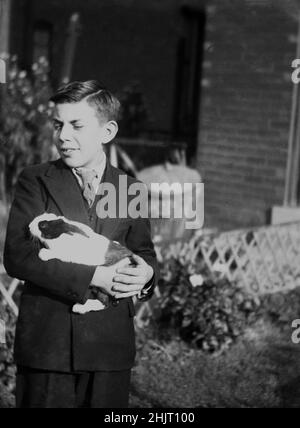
62, 222, 90, 238
55, 219, 69, 234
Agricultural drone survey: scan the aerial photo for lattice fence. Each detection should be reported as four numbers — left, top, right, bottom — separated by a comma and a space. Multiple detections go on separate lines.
135, 221, 300, 325
0, 264, 19, 317
196, 221, 300, 295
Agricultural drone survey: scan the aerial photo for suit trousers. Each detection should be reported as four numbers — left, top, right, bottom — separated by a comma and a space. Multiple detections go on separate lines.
16, 366, 131, 408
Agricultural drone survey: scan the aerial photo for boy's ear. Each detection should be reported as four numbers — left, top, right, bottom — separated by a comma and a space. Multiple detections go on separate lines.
102, 121, 119, 145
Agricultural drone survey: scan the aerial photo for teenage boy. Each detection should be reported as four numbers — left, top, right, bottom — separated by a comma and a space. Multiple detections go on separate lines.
4, 80, 159, 408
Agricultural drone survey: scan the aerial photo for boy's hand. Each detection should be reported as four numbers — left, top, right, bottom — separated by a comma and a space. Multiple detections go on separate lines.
111, 255, 154, 299
90, 258, 131, 297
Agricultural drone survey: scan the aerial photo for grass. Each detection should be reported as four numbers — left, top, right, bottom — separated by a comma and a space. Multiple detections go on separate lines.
130, 293, 300, 408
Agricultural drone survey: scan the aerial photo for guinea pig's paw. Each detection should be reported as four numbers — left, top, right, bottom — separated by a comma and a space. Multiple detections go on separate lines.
72, 304, 87, 315
72, 300, 106, 314
88, 300, 106, 311
39, 248, 53, 261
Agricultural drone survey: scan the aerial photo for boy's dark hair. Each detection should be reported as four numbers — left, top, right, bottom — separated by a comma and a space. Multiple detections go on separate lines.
50, 80, 121, 122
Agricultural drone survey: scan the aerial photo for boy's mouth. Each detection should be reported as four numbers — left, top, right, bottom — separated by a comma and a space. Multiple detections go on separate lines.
61, 148, 79, 154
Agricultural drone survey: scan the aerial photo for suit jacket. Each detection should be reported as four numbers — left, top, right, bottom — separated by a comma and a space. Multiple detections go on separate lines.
4, 158, 159, 372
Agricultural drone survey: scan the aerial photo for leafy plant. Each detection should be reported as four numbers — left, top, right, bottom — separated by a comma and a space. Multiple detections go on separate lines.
0, 56, 55, 203
154, 236, 261, 353
0, 295, 17, 408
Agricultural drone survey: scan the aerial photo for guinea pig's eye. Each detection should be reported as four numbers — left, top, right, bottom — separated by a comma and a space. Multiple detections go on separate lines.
39, 221, 49, 230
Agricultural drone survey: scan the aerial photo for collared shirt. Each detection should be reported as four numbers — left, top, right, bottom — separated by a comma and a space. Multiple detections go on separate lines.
72, 153, 107, 194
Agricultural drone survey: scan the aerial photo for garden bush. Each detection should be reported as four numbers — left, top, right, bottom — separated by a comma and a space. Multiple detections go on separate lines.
0, 302, 16, 408
154, 237, 261, 353
0, 55, 55, 203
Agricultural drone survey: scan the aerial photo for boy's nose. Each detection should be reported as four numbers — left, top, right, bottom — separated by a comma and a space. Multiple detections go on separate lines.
59, 125, 72, 142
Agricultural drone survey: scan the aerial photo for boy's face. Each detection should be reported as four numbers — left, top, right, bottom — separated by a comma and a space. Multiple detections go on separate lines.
53, 99, 117, 169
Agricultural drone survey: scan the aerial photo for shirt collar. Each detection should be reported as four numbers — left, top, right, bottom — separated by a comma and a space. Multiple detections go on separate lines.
72, 153, 107, 180
71, 154, 107, 194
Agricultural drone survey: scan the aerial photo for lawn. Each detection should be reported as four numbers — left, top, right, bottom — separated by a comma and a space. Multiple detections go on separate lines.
130, 321, 300, 408
129, 289, 300, 408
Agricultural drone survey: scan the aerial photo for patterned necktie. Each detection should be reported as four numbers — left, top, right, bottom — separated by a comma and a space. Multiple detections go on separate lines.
75, 168, 98, 207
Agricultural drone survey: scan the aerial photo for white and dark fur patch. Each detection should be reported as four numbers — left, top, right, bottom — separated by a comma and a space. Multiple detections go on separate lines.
29, 213, 135, 314
29, 213, 134, 266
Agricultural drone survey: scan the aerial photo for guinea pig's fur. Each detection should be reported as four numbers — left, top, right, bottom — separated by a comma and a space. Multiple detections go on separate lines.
29, 213, 135, 315
29, 213, 134, 267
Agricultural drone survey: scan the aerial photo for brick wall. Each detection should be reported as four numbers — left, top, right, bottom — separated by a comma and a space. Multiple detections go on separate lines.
197, 0, 297, 230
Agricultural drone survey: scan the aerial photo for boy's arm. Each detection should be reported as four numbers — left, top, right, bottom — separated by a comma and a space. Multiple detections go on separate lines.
3, 168, 96, 304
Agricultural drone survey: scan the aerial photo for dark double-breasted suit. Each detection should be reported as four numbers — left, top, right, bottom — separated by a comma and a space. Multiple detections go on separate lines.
4, 158, 159, 374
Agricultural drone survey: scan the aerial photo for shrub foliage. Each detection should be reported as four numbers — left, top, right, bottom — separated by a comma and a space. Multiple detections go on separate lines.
156, 237, 261, 353
0, 56, 54, 203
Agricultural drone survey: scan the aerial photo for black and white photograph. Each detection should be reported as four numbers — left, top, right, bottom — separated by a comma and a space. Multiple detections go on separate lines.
1, 0, 300, 411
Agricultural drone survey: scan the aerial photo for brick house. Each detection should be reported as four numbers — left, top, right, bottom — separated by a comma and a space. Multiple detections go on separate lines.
3, 0, 299, 230
198, 0, 298, 230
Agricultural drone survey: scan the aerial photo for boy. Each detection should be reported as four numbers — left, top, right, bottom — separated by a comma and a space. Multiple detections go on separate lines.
4, 80, 159, 408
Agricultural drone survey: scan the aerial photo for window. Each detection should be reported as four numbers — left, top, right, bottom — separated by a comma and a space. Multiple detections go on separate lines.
172, 7, 206, 160
32, 20, 53, 64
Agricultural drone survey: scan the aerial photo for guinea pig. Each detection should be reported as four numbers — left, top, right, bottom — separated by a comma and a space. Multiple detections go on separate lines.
29, 213, 134, 266
28, 213, 135, 314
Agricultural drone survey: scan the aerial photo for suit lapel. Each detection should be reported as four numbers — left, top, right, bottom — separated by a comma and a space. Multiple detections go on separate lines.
96, 161, 123, 238
41, 158, 124, 238
42, 159, 91, 225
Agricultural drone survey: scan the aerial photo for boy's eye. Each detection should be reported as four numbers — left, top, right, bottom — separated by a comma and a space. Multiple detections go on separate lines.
73, 125, 83, 130
53, 123, 62, 131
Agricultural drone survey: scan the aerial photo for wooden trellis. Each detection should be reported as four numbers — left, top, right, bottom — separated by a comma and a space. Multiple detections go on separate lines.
198, 221, 300, 295
0, 264, 19, 316
136, 221, 300, 327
